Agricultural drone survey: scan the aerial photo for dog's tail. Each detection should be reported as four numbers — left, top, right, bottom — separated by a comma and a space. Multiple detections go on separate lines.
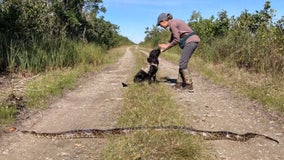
122, 82, 128, 87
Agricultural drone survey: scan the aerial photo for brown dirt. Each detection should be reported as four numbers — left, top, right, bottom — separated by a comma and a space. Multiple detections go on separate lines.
0, 47, 135, 160
0, 46, 283, 160
158, 52, 284, 160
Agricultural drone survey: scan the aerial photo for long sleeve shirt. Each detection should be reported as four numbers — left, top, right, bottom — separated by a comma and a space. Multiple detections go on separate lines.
167, 19, 200, 49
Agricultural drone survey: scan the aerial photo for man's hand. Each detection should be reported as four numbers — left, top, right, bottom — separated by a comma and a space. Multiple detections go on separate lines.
158, 43, 169, 51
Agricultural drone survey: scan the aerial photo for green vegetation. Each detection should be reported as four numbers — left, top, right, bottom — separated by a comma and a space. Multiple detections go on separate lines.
142, 1, 284, 112
0, 0, 133, 73
102, 49, 209, 160
0, 103, 17, 125
143, 1, 284, 75
24, 45, 124, 109
0, 46, 125, 127
190, 57, 284, 112
0, 1, 132, 128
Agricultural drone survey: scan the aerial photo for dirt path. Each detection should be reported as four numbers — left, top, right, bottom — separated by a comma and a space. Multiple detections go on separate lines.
0, 46, 283, 160
158, 54, 284, 160
0, 47, 135, 160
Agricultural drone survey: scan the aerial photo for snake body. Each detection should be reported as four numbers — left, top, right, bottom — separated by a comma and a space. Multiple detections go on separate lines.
21, 126, 279, 144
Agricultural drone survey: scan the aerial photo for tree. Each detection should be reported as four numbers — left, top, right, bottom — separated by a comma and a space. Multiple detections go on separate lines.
0, 0, 131, 72
143, 26, 166, 47
214, 10, 230, 37
0, 0, 54, 40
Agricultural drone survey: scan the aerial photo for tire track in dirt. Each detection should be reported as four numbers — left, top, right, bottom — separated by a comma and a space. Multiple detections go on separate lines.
158, 55, 284, 160
1, 47, 283, 160
0, 47, 135, 160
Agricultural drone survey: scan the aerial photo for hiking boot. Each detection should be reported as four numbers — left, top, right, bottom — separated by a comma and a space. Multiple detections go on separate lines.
180, 69, 194, 92
173, 82, 183, 89
183, 82, 194, 92
172, 69, 194, 92
172, 71, 183, 90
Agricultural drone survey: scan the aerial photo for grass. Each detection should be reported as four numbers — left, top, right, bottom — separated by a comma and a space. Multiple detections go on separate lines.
24, 68, 80, 108
160, 48, 284, 113
104, 130, 204, 160
190, 57, 284, 113
101, 48, 209, 160
24, 45, 125, 109
5, 38, 80, 73
0, 45, 125, 125
117, 84, 184, 127
0, 103, 17, 125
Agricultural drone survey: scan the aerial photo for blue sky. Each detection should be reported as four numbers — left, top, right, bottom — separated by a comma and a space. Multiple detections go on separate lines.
102, 0, 284, 44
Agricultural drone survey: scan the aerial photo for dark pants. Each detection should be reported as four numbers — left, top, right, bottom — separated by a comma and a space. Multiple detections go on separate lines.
179, 42, 198, 70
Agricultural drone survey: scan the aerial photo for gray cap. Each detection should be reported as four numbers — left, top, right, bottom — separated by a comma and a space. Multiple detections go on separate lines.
156, 13, 168, 26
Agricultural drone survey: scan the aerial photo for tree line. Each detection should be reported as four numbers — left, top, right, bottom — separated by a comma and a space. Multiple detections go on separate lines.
142, 1, 284, 76
0, 0, 133, 73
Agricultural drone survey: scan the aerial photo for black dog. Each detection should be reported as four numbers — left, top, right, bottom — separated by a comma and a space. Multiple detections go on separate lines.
122, 49, 161, 87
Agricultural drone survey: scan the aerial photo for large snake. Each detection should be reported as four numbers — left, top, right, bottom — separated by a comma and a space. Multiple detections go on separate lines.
21, 126, 279, 144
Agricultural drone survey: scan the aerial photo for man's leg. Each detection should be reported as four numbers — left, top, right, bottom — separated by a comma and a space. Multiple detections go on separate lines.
176, 42, 197, 91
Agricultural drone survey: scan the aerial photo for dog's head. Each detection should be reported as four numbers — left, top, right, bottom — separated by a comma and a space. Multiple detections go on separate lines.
147, 49, 161, 64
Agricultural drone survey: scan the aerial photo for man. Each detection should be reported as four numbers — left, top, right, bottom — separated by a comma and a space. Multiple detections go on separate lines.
157, 13, 200, 92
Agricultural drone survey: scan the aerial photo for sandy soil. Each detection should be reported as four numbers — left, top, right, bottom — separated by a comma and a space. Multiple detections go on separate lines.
0, 46, 283, 160
157, 52, 284, 160
0, 47, 135, 160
